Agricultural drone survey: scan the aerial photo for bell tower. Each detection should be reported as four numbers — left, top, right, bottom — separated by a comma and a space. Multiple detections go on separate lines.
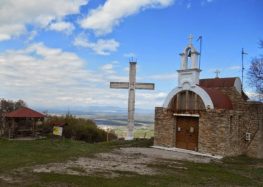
177, 34, 201, 89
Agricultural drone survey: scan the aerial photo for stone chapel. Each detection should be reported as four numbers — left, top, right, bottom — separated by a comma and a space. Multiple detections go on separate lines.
154, 37, 263, 158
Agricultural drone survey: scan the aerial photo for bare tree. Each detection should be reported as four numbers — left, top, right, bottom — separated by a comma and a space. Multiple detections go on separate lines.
247, 40, 263, 101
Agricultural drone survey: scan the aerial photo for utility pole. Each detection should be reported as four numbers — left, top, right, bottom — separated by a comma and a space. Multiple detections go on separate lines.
197, 36, 203, 69
241, 48, 248, 91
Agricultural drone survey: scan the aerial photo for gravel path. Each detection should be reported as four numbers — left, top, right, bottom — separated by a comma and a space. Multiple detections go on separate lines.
121, 147, 218, 163
31, 147, 216, 177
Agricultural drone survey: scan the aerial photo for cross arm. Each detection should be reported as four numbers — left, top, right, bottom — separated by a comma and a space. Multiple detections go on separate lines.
110, 82, 129, 89
135, 83, 155, 90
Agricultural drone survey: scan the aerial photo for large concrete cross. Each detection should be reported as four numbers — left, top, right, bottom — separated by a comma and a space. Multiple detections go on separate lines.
110, 62, 155, 140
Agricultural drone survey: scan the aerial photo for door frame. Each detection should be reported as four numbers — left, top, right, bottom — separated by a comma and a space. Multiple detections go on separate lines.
174, 114, 199, 151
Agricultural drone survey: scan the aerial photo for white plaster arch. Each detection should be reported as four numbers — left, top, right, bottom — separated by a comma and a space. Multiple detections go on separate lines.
163, 85, 214, 109
183, 45, 198, 54
234, 77, 242, 94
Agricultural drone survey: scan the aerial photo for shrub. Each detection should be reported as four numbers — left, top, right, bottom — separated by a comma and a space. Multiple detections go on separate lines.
41, 114, 117, 143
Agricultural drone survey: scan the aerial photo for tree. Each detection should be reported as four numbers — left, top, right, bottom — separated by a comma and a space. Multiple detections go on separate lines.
0, 99, 27, 113
0, 99, 27, 135
247, 40, 263, 101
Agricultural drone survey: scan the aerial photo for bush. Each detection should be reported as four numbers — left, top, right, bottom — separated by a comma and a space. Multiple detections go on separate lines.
41, 114, 117, 143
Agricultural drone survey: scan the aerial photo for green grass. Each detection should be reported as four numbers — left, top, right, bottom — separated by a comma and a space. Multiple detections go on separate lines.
113, 125, 154, 139
0, 138, 262, 187
0, 138, 152, 173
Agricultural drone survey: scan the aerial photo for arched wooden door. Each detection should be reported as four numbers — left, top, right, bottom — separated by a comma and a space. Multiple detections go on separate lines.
176, 116, 199, 151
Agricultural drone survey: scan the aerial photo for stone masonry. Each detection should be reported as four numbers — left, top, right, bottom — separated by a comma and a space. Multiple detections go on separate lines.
154, 107, 175, 147
155, 103, 263, 158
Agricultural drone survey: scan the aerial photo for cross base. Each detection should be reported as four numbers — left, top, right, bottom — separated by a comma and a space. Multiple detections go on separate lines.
125, 130, 134, 140
125, 136, 134, 141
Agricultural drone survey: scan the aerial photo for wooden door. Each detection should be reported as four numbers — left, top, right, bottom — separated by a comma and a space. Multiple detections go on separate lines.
176, 117, 199, 151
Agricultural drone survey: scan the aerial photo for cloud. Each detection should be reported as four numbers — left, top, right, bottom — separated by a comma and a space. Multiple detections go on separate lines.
246, 91, 263, 101
73, 34, 119, 55
136, 91, 167, 107
48, 21, 75, 34
0, 43, 164, 109
101, 62, 118, 74
80, 0, 174, 35
0, 0, 87, 41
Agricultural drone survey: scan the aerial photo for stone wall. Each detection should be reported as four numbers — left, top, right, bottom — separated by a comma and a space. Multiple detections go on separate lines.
198, 110, 230, 156
199, 106, 262, 157
154, 107, 175, 147
246, 103, 263, 158
154, 97, 263, 158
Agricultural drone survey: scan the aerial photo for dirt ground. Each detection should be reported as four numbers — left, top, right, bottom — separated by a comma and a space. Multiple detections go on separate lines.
29, 147, 216, 177
0, 147, 219, 182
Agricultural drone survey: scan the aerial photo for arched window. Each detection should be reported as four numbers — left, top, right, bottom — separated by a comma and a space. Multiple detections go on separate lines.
186, 48, 192, 69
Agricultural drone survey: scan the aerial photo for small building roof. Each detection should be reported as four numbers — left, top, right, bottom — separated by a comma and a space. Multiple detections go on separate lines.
199, 77, 237, 88
5, 107, 46, 118
200, 77, 249, 101
201, 87, 233, 110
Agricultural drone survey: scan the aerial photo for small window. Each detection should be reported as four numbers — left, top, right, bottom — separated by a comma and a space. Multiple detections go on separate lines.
245, 132, 251, 141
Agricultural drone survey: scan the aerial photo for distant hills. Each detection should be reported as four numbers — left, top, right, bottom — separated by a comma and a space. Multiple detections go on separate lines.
36, 106, 154, 116
35, 106, 154, 127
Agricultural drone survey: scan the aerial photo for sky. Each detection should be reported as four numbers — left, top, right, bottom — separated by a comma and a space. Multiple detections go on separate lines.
0, 0, 262, 111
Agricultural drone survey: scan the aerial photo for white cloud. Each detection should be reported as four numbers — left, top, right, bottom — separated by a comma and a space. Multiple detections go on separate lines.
0, 43, 160, 108
101, 63, 115, 74
0, 0, 87, 41
136, 92, 167, 107
80, 0, 174, 35
246, 91, 263, 101
72, 34, 90, 47
73, 34, 119, 55
49, 21, 75, 34
0, 43, 120, 107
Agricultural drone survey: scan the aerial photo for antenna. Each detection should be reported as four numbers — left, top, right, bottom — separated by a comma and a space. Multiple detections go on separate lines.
197, 36, 203, 69
215, 69, 220, 78
241, 48, 248, 91
188, 34, 193, 45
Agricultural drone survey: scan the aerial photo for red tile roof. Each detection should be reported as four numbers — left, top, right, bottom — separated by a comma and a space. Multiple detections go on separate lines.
5, 107, 46, 118
201, 87, 233, 110
199, 77, 237, 88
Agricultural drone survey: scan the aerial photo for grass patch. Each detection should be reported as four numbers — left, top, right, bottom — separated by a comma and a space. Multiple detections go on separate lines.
0, 138, 152, 173
0, 138, 262, 187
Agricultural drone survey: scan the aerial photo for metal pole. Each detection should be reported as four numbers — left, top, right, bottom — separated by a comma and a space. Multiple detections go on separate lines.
241, 48, 248, 91
242, 48, 244, 91
197, 36, 202, 69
